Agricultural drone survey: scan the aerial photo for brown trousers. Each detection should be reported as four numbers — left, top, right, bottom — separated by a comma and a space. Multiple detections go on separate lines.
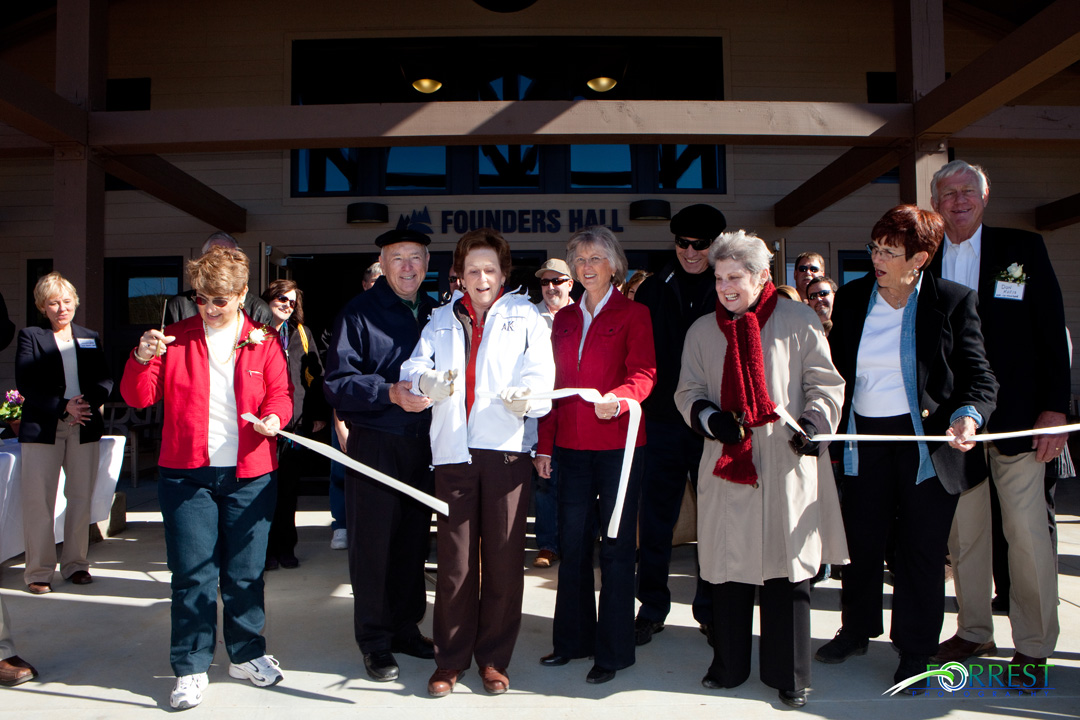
433, 448, 531, 670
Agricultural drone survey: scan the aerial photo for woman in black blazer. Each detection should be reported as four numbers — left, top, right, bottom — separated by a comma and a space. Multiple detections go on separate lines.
261, 279, 328, 570
813, 206, 997, 691
15, 272, 113, 594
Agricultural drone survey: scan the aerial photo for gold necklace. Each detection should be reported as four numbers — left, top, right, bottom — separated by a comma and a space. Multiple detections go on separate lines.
203, 316, 243, 365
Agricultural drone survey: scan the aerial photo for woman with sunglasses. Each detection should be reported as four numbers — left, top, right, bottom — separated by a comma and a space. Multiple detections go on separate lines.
121, 246, 293, 710
261, 279, 329, 571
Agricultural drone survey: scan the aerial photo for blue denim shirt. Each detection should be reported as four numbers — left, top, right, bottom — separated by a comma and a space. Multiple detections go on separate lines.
844, 276, 982, 483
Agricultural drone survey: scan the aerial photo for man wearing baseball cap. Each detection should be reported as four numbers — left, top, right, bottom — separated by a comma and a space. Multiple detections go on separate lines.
529, 258, 575, 568
633, 204, 727, 646
324, 228, 438, 683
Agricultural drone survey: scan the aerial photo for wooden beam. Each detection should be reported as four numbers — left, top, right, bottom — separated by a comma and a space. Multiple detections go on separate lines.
0, 60, 86, 145
99, 154, 247, 233
916, 0, 1080, 136
953, 105, 1080, 145
1036, 192, 1080, 231
89, 101, 913, 153
774, 147, 901, 228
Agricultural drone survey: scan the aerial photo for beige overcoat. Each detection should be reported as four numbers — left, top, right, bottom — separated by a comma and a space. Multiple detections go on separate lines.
675, 298, 848, 585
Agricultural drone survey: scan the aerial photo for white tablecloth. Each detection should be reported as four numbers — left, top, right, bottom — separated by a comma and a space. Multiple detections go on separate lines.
0, 435, 126, 563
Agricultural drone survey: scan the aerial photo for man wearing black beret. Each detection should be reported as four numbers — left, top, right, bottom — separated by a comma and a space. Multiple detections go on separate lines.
633, 203, 726, 646
324, 228, 438, 682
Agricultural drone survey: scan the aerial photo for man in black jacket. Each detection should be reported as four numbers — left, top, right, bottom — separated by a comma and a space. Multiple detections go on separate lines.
633, 203, 726, 645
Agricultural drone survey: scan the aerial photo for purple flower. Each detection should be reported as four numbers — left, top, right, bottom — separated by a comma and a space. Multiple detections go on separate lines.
5, 390, 23, 405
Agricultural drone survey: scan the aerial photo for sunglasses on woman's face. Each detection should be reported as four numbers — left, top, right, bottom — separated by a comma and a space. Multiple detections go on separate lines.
675, 237, 712, 251
194, 295, 232, 308
540, 277, 570, 287
273, 295, 297, 309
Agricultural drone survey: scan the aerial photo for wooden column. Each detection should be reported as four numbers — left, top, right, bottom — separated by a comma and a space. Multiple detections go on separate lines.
896, 0, 948, 208
52, 0, 106, 334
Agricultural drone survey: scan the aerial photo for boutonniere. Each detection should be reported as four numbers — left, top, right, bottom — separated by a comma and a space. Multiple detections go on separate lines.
236, 325, 271, 350
995, 263, 1027, 284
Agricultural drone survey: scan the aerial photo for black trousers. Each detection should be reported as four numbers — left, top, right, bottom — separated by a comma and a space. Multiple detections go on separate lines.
266, 440, 303, 558
707, 578, 811, 692
840, 414, 958, 657
345, 427, 434, 653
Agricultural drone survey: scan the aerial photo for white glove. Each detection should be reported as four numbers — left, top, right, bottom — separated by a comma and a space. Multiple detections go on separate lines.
418, 369, 457, 402
499, 387, 533, 418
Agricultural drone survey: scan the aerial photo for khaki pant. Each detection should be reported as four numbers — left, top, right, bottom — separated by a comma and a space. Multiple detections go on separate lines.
20, 421, 99, 585
0, 592, 14, 660
948, 445, 1059, 658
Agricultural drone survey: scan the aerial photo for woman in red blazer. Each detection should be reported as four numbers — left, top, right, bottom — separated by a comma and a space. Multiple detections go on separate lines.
535, 226, 656, 685
121, 246, 292, 710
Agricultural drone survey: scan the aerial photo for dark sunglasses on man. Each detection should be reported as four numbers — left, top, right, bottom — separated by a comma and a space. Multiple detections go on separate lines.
675, 237, 712, 251
807, 288, 832, 300
797, 264, 822, 274
540, 277, 570, 287
273, 295, 297, 309
194, 295, 232, 308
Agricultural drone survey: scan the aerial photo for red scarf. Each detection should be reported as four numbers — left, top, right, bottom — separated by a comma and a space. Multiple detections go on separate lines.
713, 281, 780, 484
460, 289, 503, 419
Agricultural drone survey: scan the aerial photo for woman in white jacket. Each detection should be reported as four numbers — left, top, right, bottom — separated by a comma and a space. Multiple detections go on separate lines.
402, 228, 555, 698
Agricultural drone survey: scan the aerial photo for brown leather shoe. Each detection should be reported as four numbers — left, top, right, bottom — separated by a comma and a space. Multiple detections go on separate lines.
0, 656, 38, 687
1012, 652, 1050, 689
533, 550, 558, 568
27, 582, 51, 595
68, 570, 93, 585
933, 634, 996, 663
428, 668, 464, 698
479, 665, 509, 694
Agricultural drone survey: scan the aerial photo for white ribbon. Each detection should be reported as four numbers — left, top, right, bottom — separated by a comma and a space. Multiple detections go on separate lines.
477, 388, 640, 540
816, 423, 1079, 443
240, 413, 449, 516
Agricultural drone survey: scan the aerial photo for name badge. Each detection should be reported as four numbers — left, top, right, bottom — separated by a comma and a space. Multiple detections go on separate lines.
994, 281, 1025, 301
76, 338, 97, 349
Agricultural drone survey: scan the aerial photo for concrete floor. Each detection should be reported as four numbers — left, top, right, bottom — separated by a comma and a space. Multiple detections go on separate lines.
2, 475, 1079, 719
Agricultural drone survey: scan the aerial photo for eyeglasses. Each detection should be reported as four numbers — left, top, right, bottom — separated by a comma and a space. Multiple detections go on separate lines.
573, 256, 607, 267
540, 277, 570, 287
194, 295, 232, 308
865, 243, 905, 260
796, 264, 821, 274
273, 295, 297, 309
808, 288, 832, 300
675, 237, 712, 251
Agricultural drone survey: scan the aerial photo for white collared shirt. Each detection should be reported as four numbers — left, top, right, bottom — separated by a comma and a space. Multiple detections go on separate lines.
579, 284, 614, 361
941, 224, 983, 291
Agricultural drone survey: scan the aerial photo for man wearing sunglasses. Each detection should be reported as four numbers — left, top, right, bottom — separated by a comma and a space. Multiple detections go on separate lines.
527, 258, 575, 569
164, 231, 274, 326
632, 203, 726, 647
805, 276, 837, 336
794, 252, 826, 302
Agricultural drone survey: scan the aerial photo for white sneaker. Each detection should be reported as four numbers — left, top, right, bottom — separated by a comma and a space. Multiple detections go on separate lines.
330, 528, 348, 550
228, 655, 283, 687
170, 673, 208, 710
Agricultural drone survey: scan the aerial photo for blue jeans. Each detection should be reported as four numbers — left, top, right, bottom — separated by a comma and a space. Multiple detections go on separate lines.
532, 454, 559, 553
158, 466, 275, 675
329, 429, 346, 531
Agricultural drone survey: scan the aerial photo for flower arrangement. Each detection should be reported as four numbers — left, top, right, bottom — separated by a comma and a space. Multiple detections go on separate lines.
995, 263, 1027, 285
236, 325, 271, 350
0, 389, 24, 422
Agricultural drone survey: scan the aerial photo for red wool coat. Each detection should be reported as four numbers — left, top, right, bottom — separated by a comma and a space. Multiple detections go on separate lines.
120, 314, 293, 479
537, 288, 656, 456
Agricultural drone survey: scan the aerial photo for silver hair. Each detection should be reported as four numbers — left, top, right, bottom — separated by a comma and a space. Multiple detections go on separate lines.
201, 231, 238, 254
931, 160, 990, 203
363, 261, 383, 281
565, 226, 628, 286
708, 230, 773, 277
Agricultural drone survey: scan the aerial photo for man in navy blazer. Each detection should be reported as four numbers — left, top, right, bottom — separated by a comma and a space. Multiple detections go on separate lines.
928, 160, 1069, 677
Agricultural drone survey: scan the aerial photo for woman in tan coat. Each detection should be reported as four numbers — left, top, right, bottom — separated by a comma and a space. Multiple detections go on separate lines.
675, 230, 846, 709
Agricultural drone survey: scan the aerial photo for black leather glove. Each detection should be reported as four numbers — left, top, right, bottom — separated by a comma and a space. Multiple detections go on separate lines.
789, 418, 820, 456
708, 410, 747, 444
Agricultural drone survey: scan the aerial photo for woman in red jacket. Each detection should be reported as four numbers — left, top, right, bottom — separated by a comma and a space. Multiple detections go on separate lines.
535, 226, 656, 684
121, 246, 292, 711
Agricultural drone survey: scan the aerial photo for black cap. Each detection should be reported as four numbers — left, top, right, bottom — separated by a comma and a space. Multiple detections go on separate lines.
375, 228, 431, 248
670, 204, 727, 240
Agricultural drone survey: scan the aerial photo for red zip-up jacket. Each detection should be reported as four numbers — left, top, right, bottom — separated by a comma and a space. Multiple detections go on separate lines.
120, 314, 293, 479
537, 288, 656, 455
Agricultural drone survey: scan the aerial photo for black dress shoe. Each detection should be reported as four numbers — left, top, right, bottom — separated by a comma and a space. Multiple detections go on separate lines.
279, 554, 299, 569
363, 650, 399, 682
540, 653, 572, 666
779, 689, 807, 708
391, 633, 435, 659
701, 674, 724, 690
585, 665, 615, 684
634, 617, 664, 646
